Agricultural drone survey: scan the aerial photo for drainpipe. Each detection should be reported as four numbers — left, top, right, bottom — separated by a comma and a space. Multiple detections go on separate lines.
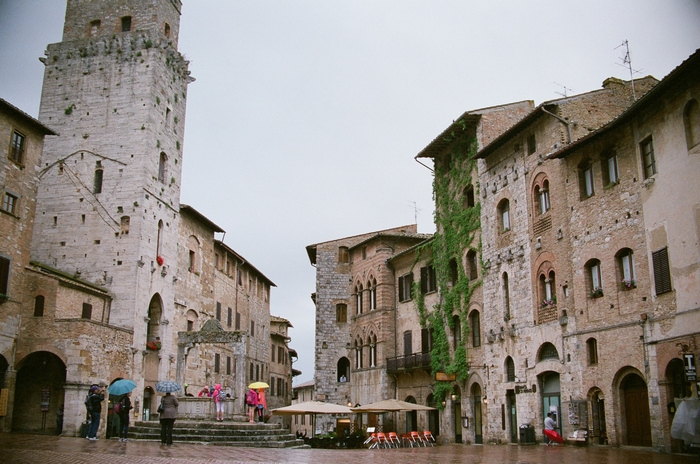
540, 107, 572, 145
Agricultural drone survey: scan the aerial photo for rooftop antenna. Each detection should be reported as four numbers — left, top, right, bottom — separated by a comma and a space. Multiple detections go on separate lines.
409, 201, 421, 226
615, 40, 642, 100
553, 82, 573, 98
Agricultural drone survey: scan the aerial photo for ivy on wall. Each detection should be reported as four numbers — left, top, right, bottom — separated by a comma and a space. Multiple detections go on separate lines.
413, 122, 482, 408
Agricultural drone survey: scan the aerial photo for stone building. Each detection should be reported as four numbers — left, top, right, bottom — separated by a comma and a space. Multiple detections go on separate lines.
0, 99, 56, 432
268, 315, 297, 426
547, 49, 700, 452
0, 0, 297, 436
306, 225, 431, 434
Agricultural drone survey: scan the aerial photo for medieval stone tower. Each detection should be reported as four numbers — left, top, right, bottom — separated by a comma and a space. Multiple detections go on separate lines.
32, 0, 192, 383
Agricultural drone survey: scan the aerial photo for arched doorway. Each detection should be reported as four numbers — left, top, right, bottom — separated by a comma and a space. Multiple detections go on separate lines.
404, 395, 417, 433
539, 371, 561, 437
143, 386, 155, 421
12, 351, 66, 433
621, 373, 651, 446
453, 385, 462, 443
145, 294, 163, 385
665, 358, 692, 451
471, 383, 483, 444
588, 387, 607, 444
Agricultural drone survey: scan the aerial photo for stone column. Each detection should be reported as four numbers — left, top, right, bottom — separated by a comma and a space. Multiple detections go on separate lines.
0, 369, 16, 432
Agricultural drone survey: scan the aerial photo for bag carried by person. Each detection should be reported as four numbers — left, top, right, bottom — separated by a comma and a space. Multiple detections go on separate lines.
114, 400, 121, 414
246, 389, 257, 406
157, 398, 164, 414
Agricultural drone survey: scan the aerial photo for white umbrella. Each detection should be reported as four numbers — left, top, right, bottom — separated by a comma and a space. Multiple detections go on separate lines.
272, 401, 353, 437
351, 398, 436, 412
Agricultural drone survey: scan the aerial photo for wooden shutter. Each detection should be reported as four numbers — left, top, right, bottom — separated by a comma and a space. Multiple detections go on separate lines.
652, 248, 672, 295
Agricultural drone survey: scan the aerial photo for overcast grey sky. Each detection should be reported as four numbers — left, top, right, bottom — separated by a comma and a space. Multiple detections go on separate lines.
1, 1, 699, 385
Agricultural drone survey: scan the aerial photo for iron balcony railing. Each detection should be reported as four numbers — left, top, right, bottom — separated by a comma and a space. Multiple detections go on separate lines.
386, 352, 432, 374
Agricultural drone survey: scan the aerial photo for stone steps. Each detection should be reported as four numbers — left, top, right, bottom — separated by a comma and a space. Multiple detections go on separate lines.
128, 420, 305, 448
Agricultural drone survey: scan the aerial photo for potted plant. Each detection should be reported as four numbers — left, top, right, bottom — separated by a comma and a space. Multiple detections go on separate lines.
540, 297, 556, 308
621, 279, 636, 289
590, 287, 604, 298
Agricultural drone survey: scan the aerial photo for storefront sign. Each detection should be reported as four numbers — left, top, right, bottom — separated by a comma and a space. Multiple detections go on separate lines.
684, 353, 696, 381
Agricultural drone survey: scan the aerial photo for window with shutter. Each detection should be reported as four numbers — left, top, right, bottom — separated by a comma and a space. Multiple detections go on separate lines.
652, 247, 672, 295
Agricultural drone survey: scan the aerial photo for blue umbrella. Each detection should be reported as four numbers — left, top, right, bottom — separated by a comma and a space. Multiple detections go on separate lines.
155, 380, 181, 393
108, 379, 137, 396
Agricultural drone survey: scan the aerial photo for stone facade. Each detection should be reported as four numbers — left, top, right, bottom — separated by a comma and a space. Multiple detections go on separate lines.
0, 100, 56, 432
0, 0, 297, 437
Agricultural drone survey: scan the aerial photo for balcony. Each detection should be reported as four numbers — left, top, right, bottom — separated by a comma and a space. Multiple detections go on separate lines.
386, 352, 432, 374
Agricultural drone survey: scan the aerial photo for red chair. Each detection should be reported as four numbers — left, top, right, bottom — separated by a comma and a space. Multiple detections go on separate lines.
365, 432, 378, 448
387, 432, 401, 448
409, 431, 425, 447
422, 430, 435, 446
376, 432, 390, 448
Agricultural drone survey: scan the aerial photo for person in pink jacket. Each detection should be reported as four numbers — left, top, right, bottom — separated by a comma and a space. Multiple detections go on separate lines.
256, 389, 267, 422
213, 384, 224, 421
246, 388, 258, 423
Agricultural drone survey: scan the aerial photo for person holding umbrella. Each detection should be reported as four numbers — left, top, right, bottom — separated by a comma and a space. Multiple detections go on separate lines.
108, 379, 137, 443
155, 380, 180, 446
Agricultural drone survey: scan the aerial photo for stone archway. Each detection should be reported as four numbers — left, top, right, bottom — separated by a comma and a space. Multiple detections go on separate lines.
12, 351, 66, 433
177, 319, 246, 418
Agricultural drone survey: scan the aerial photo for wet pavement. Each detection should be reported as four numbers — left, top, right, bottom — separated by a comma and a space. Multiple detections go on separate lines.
0, 433, 697, 463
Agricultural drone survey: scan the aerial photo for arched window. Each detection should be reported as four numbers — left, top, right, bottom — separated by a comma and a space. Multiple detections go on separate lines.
616, 248, 636, 289
354, 338, 363, 369
452, 315, 461, 350
338, 246, 349, 263
156, 220, 163, 257
538, 269, 556, 306
337, 357, 350, 382
585, 259, 603, 297
368, 333, 377, 367
498, 199, 510, 232
186, 309, 198, 331
158, 152, 168, 183
368, 277, 377, 310
187, 235, 200, 273
684, 99, 700, 150
586, 338, 598, 365
93, 160, 103, 194
502, 272, 510, 320
469, 310, 480, 347
534, 179, 550, 214
505, 356, 515, 382
578, 159, 594, 199
537, 342, 559, 362
466, 249, 478, 281
355, 283, 363, 315
449, 258, 458, 286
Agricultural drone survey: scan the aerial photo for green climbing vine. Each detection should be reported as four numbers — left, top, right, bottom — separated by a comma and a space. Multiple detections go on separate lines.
413, 120, 482, 409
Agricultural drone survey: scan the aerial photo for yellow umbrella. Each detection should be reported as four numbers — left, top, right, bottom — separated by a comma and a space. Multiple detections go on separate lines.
248, 381, 269, 389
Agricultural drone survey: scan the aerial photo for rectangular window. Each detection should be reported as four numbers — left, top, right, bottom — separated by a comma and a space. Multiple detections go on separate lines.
214, 353, 220, 373
82, 303, 92, 319
336, 303, 347, 323
121, 16, 132, 32
403, 331, 413, 357
278, 346, 284, 364
235, 311, 241, 330
226, 356, 231, 375
527, 133, 536, 155
10, 131, 25, 164
93, 168, 103, 194
640, 137, 657, 179
250, 320, 255, 337
652, 247, 672, 295
338, 246, 349, 263
227, 307, 232, 327
0, 256, 10, 295
420, 265, 437, 294
34, 296, 45, 317
606, 155, 619, 185
271, 345, 276, 362
421, 328, 434, 353
584, 167, 594, 197
398, 273, 414, 302
187, 320, 193, 331
587, 339, 598, 365
590, 262, 601, 290
216, 301, 221, 321
2, 192, 17, 215
270, 376, 275, 396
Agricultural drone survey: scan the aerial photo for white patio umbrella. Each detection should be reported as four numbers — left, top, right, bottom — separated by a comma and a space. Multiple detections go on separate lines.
351, 398, 436, 413
272, 401, 353, 437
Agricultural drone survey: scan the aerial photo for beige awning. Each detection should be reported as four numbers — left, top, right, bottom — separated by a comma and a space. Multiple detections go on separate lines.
351, 398, 436, 413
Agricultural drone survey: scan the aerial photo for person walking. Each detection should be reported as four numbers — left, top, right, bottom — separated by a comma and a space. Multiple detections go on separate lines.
213, 384, 224, 421
86, 385, 105, 440
117, 392, 133, 442
246, 388, 258, 423
159, 392, 179, 446
544, 412, 556, 445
